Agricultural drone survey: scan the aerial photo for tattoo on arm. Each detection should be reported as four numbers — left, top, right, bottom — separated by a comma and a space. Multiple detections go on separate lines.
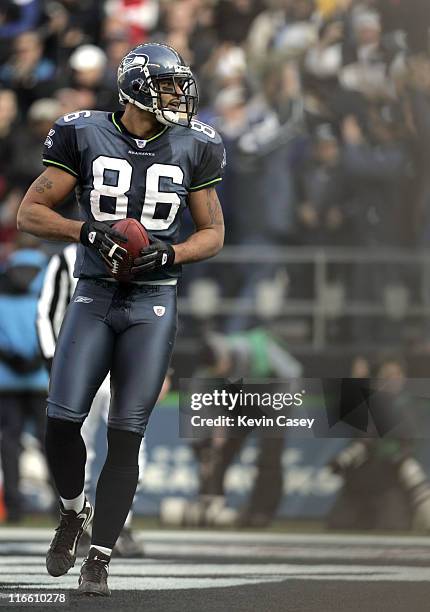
35, 176, 54, 194
206, 188, 224, 226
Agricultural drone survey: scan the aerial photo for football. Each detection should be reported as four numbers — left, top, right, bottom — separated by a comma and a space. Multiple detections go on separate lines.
109, 218, 150, 282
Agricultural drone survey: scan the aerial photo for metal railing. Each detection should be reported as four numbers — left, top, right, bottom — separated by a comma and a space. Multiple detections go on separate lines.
178, 247, 430, 349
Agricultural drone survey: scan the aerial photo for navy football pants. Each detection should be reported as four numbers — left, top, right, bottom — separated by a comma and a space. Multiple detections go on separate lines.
47, 279, 177, 436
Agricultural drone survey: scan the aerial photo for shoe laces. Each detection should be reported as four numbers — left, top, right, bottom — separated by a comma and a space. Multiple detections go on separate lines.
51, 513, 80, 553
83, 558, 109, 582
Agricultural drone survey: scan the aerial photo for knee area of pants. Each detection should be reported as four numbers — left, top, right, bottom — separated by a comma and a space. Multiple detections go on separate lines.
45, 417, 83, 445
106, 427, 142, 466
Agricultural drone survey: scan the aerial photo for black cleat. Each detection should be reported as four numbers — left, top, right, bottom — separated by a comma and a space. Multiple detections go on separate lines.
46, 499, 94, 577
77, 550, 111, 597
112, 527, 145, 558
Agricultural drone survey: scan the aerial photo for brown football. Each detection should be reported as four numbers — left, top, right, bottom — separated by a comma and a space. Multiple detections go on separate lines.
109, 218, 150, 282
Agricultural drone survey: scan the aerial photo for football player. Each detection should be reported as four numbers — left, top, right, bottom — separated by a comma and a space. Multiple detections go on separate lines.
36, 243, 147, 558
17, 42, 225, 596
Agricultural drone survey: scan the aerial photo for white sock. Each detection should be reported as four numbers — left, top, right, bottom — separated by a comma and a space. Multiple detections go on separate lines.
91, 545, 112, 558
61, 492, 85, 513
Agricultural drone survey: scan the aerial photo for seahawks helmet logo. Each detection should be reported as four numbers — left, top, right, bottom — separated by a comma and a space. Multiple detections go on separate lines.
44, 128, 55, 148
119, 54, 149, 77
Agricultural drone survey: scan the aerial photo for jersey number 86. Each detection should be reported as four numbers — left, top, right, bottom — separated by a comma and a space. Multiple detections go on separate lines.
90, 157, 183, 231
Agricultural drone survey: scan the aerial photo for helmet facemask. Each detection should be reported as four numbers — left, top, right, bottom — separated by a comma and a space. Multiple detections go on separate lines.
150, 73, 198, 128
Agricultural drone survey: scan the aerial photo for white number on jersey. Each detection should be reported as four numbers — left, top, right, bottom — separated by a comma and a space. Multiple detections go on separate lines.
89, 156, 183, 230
63, 110, 92, 122
90, 157, 132, 220
143, 164, 183, 230
190, 120, 216, 139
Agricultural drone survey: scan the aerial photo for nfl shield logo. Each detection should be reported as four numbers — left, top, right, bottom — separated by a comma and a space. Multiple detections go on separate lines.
135, 139, 147, 149
153, 306, 165, 317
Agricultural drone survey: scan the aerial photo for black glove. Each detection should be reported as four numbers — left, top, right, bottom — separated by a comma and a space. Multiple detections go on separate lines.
131, 239, 175, 277
80, 221, 128, 272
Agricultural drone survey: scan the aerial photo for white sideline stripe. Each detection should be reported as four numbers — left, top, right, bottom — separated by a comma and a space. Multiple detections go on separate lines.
1, 563, 430, 577
2, 529, 430, 547
2, 542, 430, 562
0, 556, 165, 565
1, 565, 430, 589
0, 577, 285, 590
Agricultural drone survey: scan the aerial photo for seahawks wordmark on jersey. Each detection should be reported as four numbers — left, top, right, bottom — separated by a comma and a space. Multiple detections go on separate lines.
42, 110, 225, 281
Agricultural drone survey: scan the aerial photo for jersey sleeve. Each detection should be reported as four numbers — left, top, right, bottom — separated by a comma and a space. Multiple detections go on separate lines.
42, 118, 80, 178
189, 136, 226, 192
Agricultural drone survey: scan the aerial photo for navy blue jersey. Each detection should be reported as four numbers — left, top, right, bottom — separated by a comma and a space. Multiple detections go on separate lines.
42, 110, 225, 281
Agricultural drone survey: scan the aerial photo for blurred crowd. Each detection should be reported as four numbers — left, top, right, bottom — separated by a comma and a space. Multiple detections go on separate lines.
0, 0, 429, 342
0, 0, 430, 250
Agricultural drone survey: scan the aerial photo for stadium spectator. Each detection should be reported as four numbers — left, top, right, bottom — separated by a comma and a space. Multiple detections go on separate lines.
338, 109, 413, 342
339, 10, 401, 100
401, 54, 430, 245
0, 0, 40, 63
214, 0, 262, 46
340, 110, 412, 247
305, 18, 344, 79
246, 0, 293, 68
296, 123, 346, 247
67, 44, 118, 111
0, 89, 19, 242
54, 86, 97, 116
0, 236, 48, 522
327, 355, 430, 531
0, 31, 56, 115
376, 0, 430, 54
223, 59, 303, 330
273, 0, 318, 56
104, 0, 159, 46
103, 34, 131, 92
8, 98, 62, 192
158, 0, 196, 65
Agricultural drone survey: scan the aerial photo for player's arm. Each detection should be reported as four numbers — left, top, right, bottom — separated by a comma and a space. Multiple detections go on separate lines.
174, 186, 224, 264
16, 167, 83, 241
131, 186, 224, 275
17, 167, 128, 265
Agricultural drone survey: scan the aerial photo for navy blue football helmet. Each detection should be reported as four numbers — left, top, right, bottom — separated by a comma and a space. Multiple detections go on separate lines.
117, 43, 198, 128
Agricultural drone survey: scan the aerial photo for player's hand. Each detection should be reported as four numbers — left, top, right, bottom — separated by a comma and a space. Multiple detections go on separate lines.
131, 239, 175, 276
80, 221, 128, 269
